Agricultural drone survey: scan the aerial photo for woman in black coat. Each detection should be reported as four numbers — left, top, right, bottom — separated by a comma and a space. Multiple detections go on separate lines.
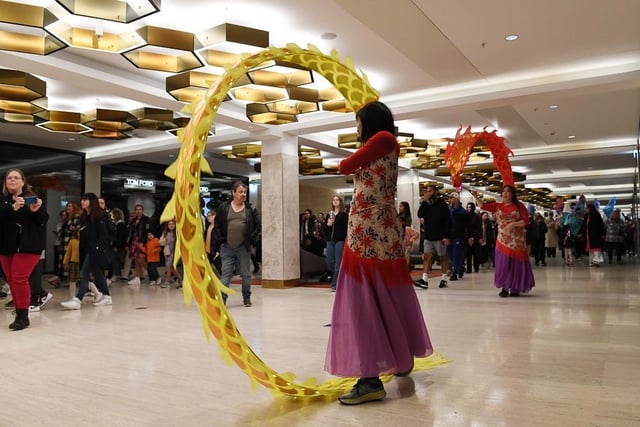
0, 168, 48, 331
579, 203, 606, 266
60, 193, 112, 309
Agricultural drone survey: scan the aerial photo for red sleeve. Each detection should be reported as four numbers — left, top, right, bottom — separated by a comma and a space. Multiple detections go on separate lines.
517, 202, 530, 225
339, 131, 398, 175
481, 202, 497, 213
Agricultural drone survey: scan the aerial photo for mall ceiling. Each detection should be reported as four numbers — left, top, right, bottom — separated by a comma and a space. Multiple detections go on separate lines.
0, 0, 639, 210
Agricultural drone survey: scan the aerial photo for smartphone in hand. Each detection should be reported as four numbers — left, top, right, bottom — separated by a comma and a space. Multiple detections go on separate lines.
23, 196, 37, 205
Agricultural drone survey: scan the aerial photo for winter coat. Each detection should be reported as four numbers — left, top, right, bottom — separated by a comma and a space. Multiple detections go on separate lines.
0, 194, 48, 255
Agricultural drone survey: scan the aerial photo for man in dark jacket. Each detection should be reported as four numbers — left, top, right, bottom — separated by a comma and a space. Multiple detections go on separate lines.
447, 192, 468, 280
214, 181, 260, 307
415, 184, 451, 289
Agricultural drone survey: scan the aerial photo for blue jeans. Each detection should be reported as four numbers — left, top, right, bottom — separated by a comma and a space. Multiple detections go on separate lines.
446, 238, 465, 275
220, 245, 252, 300
77, 256, 109, 300
326, 240, 344, 289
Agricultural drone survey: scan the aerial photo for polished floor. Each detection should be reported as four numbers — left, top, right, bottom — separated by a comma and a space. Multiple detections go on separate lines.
2, 256, 639, 427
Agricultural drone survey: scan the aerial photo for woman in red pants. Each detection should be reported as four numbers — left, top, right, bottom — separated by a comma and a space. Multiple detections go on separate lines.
0, 168, 49, 331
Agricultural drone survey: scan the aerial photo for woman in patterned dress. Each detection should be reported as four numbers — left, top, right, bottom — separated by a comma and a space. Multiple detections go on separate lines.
325, 101, 433, 405
473, 186, 535, 297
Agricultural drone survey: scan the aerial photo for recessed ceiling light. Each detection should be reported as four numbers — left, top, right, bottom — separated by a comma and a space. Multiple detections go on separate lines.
568, 135, 576, 139
68, 137, 76, 141
548, 104, 559, 109
321, 32, 337, 40
504, 34, 519, 41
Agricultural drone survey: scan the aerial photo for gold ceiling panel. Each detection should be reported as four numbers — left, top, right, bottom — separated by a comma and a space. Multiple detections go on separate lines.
35, 110, 91, 133
299, 146, 321, 157
232, 86, 288, 103
165, 71, 237, 103
321, 99, 353, 113
85, 108, 135, 139
195, 23, 268, 51
121, 26, 202, 73
51, 24, 144, 52
337, 132, 359, 149
129, 107, 176, 131
222, 143, 262, 159
0, 112, 39, 123
266, 100, 318, 115
0, 1, 66, 55
248, 62, 313, 88
0, 99, 47, 115
54, 0, 161, 24
199, 49, 242, 68
0, 70, 47, 101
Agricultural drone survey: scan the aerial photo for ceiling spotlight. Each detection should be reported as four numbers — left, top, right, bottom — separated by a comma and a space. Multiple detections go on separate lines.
548, 104, 559, 110
504, 34, 519, 41
568, 135, 576, 139
321, 32, 337, 40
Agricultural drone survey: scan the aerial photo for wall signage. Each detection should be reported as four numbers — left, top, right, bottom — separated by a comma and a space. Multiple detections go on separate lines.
124, 178, 156, 192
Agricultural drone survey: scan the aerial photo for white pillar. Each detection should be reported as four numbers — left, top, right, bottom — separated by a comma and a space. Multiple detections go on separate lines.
397, 169, 421, 227
260, 134, 300, 287
85, 162, 101, 195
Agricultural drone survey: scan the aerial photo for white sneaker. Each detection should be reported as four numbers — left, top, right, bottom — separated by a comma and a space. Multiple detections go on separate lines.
40, 292, 54, 309
155, 278, 163, 285
128, 277, 141, 285
93, 291, 104, 303
61, 297, 81, 310
160, 282, 170, 288
29, 305, 41, 312
93, 295, 112, 306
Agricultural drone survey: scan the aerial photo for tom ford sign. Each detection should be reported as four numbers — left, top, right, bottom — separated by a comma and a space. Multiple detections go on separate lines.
124, 178, 156, 192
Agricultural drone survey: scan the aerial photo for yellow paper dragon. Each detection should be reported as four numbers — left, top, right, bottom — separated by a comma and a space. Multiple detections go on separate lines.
161, 44, 448, 399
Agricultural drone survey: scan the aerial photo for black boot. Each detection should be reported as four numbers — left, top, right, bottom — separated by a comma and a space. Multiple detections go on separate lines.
9, 308, 29, 331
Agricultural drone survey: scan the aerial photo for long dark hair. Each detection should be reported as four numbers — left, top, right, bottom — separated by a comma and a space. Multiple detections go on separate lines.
81, 192, 105, 222
399, 201, 412, 227
356, 101, 396, 144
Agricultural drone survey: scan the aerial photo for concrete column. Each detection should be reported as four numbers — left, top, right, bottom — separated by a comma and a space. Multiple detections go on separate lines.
260, 134, 300, 288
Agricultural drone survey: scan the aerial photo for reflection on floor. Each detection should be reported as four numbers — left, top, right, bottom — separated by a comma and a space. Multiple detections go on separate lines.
2, 257, 639, 426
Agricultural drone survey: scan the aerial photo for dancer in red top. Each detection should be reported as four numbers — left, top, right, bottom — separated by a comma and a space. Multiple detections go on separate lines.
473, 186, 535, 297
325, 101, 433, 405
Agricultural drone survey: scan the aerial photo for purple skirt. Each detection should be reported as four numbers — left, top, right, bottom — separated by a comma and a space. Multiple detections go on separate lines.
325, 249, 433, 377
494, 250, 535, 293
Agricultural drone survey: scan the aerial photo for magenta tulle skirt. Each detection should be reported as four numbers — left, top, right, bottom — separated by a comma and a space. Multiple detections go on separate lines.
493, 246, 535, 293
325, 245, 433, 378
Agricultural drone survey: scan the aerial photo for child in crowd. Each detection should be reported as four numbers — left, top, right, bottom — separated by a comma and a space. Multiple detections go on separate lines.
63, 228, 102, 301
141, 231, 162, 285
159, 219, 182, 288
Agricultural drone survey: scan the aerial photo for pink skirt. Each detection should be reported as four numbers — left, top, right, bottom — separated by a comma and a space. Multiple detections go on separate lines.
325, 245, 433, 377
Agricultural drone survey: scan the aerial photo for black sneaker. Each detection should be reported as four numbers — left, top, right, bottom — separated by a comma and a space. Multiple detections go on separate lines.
499, 289, 509, 298
450, 273, 458, 281
413, 279, 428, 289
439, 279, 448, 288
338, 378, 386, 405
0, 291, 7, 299
243, 298, 252, 307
